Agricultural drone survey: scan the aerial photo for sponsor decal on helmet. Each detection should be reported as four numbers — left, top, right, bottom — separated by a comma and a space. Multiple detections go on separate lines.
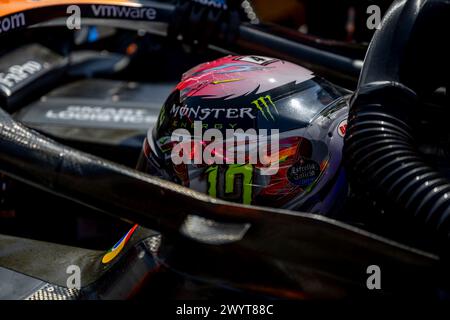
102, 224, 138, 264
251, 95, 279, 121
170, 104, 255, 121
235, 56, 278, 66
287, 158, 321, 188
337, 119, 347, 137
168, 94, 280, 130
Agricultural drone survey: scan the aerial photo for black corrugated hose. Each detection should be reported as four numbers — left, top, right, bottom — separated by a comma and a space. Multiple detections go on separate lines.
344, 0, 450, 242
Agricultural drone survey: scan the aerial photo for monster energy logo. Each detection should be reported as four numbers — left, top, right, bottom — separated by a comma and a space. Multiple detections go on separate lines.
251, 95, 279, 121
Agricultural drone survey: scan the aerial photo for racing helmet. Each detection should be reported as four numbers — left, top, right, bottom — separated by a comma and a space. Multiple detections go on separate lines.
138, 55, 349, 215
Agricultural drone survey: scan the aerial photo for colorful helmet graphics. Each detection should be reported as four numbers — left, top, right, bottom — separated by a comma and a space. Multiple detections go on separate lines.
138, 55, 349, 215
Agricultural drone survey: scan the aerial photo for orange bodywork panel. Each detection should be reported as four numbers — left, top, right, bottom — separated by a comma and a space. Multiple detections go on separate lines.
0, 0, 141, 17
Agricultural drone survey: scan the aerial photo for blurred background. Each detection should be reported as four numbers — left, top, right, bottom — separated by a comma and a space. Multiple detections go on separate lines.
249, 0, 393, 43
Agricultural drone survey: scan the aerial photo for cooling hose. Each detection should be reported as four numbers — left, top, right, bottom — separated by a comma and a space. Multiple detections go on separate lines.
344, 0, 450, 240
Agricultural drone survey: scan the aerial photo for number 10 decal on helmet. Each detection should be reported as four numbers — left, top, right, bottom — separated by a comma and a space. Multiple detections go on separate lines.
137, 55, 349, 215
207, 164, 254, 205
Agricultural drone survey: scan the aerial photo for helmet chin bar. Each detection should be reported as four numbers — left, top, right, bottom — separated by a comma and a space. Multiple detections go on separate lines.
345, 0, 450, 245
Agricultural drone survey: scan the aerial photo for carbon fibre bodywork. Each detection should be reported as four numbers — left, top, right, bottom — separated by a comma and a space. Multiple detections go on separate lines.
0, 228, 162, 300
